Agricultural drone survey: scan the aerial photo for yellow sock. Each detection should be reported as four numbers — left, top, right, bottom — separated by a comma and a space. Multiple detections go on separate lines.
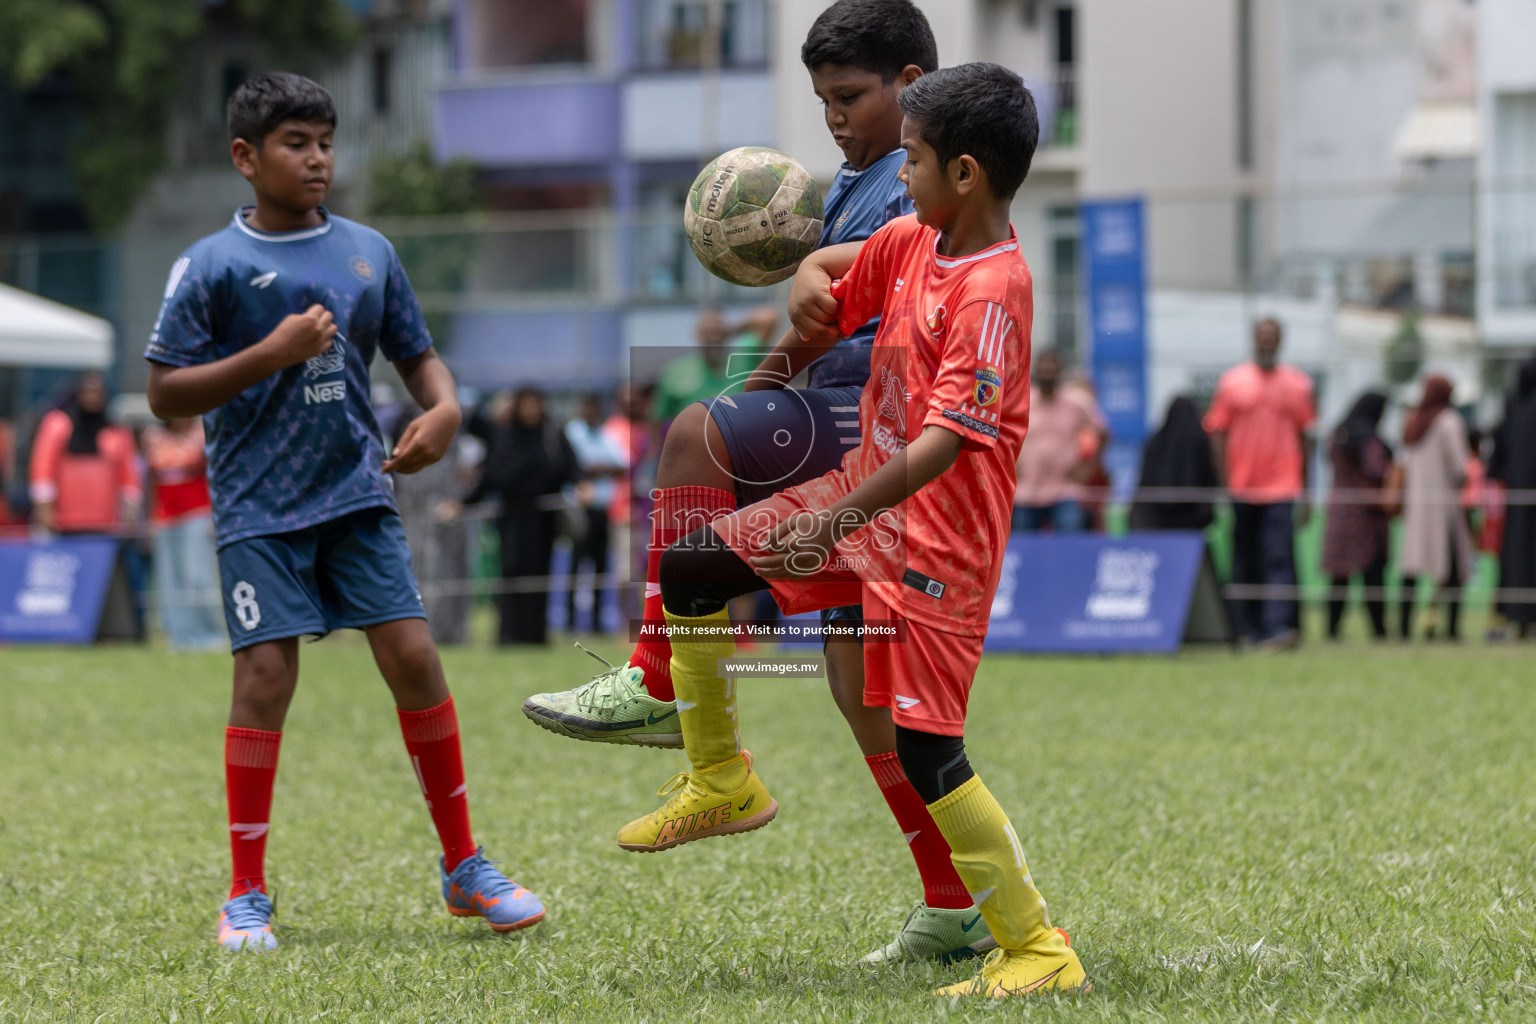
927, 774, 1053, 951
664, 607, 745, 787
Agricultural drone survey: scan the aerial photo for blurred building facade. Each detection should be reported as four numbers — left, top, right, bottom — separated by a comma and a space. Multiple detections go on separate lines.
2, 0, 1528, 437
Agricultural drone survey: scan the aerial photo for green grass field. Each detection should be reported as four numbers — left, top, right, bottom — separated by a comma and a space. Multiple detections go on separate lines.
3, 638, 1535, 1022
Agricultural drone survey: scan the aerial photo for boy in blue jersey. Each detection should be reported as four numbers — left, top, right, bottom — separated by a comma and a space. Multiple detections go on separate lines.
145, 72, 544, 952
523, 0, 996, 964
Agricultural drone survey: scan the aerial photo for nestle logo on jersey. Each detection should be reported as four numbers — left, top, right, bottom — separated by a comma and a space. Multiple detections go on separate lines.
305, 381, 346, 404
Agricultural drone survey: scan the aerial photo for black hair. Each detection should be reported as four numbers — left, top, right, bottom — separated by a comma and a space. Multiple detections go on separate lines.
897, 62, 1038, 201
227, 71, 337, 145
800, 0, 939, 81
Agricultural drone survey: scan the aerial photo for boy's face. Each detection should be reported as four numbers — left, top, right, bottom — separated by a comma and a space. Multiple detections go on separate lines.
897, 116, 965, 229
232, 119, 334, 212
810, 63, 921, 172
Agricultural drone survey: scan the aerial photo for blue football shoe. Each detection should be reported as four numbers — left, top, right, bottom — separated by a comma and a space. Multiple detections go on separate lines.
217, 885, 278, 952
442, 848, 545, 932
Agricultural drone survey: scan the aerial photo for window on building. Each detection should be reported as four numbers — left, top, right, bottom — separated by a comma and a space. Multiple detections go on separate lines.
1493, 91, 1536, 310
372, 47, 393, 115
1236, 0, 1254, 170
1052, 3, 1077, 146
637, 0, 769, 71
1048, 205, 1081, 362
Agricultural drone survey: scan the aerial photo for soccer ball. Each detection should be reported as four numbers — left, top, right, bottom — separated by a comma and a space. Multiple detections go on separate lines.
684, 147, 824, 287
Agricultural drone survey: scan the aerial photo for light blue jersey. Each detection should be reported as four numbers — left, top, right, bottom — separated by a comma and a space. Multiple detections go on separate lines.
808, 148, 914, 390
146, 208, 433, 548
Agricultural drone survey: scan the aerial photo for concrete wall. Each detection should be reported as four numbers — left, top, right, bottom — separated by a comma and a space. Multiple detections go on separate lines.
1476, 0, 1536, 345
1079, 0, 1272, 292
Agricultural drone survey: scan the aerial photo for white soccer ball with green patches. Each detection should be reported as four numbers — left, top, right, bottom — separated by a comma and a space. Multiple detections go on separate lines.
684, 147, 825, 287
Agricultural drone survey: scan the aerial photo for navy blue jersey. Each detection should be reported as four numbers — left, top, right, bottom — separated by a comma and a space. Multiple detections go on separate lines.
807, 148, 914, 390
146, 208, 432, 548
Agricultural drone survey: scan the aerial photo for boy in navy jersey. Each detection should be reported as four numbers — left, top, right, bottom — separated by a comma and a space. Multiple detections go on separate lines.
523, 0, 997, 965
146, 72, 544, 952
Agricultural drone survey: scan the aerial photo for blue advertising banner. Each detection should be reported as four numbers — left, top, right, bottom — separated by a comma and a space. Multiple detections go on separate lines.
0, 538, 123, 644
985, 533, 1213, 654
1081, 198, 1148, 496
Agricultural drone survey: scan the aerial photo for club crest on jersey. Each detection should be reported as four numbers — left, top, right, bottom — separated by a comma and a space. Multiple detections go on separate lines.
973, 366, 1002, 407
926, 304, 947, 338
349, 256, 375, 283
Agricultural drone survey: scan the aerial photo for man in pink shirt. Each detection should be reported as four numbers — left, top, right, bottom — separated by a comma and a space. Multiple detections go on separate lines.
1013, 351, 1106, 532
1203, 318, 1316, 648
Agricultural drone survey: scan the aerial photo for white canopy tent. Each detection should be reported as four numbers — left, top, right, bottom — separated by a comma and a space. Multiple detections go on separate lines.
0, 282, 114, 370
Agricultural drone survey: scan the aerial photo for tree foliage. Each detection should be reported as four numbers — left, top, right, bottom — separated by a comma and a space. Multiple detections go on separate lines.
0, 0, 357, 232
366, 144, 485, 346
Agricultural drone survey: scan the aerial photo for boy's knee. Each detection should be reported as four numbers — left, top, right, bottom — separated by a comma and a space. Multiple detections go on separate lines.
232, 643, 298, 720
894, 726, 973, 805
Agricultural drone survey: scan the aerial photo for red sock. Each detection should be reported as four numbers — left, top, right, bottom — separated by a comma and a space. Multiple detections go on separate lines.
630, 485, 737, 702
225, 727, 281, 900
866, 752, 971, 909
398, 698, 478, 873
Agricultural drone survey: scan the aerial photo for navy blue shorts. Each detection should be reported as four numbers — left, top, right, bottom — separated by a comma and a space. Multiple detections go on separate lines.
217, 506, 424, 652
705, 385, 863, 506
703, 385, 865, 638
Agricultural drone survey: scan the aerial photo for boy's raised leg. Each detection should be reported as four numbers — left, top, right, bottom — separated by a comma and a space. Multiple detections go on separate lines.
523, 402, 740, 745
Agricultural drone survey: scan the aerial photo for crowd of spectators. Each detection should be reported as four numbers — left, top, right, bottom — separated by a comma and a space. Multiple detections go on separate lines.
2, 309, 1532, 649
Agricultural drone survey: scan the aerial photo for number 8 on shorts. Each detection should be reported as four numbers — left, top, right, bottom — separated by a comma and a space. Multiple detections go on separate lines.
231, 581, 261, 631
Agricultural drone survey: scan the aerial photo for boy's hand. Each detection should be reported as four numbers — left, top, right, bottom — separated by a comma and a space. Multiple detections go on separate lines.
749, 512, 838, 580
263, 305, 337, 369
788, 262, 842, 346
384, 403, 461, 474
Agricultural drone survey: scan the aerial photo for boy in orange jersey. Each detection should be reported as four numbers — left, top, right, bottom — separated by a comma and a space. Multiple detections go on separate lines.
617, 62, 1089, 998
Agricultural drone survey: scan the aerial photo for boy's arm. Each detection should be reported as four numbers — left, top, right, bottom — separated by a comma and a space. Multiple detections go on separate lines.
146, 305, 337, 419
785, 241, 865, 347
385, 349, 462, 475
750, 425, 962, 578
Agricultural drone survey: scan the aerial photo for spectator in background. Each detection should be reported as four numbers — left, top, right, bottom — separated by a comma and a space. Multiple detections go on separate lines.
607, 382, 657, 627
390, 402, 474, 645
1321, 391, 1392, 640
141, 417, 223, 649
29, 372, 142, 535
565, 393, 628, 633
1488, 354, 1536, 639
1013, 350, 1104, 532
1398, 374, 1472, 641
653, 309, 736, 426
1130, 395, 1217, 531
1204, 318, 1316, 649
468, 387, 578, 646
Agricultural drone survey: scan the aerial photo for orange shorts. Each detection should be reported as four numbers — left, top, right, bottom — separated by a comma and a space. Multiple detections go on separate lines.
859, 589, 983, 737
710, 496, 981, 737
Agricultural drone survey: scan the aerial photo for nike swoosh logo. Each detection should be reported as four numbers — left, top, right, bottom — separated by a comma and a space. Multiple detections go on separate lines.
961, 913, 983, 932
737, 795, 755, 813
249, 270, 277, 289
647, 708, 678, 725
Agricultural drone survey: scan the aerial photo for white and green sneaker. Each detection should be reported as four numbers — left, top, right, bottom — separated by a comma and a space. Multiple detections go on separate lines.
859, 902, 997, 965
521, 646, 682, 747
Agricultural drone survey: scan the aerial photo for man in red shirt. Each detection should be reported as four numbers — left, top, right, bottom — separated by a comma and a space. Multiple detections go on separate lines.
612, 63, 1088, 999
1203, 318, 1316, 647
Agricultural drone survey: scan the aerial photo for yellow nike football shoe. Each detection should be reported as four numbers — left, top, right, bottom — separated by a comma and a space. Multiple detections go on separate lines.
617, 752, 777, 852
935, 928, 1089, 998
